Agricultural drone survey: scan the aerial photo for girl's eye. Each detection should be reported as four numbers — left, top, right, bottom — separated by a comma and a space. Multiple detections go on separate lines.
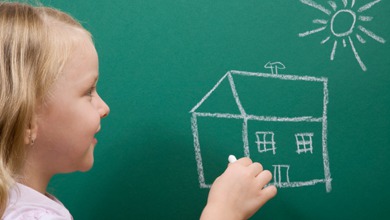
87, 87, 96, 97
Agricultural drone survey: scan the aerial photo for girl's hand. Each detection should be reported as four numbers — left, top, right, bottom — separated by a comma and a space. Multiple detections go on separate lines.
201, 157, 277, 220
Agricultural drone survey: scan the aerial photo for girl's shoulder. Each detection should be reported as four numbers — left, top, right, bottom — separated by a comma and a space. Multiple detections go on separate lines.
3, 183, 73, 220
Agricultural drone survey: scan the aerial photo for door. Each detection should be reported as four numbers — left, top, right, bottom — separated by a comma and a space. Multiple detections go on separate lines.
273, 165, 290, 186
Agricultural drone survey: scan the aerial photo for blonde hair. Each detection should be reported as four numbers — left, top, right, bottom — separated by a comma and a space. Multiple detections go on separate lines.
0, 2, 91, 216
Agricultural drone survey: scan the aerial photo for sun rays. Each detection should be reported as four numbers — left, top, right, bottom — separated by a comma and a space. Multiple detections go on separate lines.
299, 0, 386, 71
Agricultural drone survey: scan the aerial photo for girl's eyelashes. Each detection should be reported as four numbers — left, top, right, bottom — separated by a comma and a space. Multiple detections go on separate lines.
87, 86, 96, 97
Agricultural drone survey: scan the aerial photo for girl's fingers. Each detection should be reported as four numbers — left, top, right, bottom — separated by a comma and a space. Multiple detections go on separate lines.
235, 157, 253, 166
256, 170, 273, 188
257, 185, 278, 207
248, 162, 263, 176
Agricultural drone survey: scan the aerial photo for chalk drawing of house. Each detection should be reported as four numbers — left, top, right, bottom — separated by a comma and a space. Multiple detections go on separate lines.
190, 70, 332, 192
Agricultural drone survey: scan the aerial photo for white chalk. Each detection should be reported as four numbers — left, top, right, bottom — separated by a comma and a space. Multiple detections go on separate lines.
228, 155, 237, 163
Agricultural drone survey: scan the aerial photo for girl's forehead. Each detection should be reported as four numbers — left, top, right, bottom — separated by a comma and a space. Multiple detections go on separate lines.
55, 38, 98, 88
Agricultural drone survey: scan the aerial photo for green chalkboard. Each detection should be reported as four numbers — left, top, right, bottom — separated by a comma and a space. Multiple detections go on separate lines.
39, 0, 390, 219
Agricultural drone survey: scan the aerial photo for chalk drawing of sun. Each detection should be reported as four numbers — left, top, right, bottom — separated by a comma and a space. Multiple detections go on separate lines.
299, 0, 386, 71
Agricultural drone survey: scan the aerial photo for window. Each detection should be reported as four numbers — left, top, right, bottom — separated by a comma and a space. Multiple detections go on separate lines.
295, 133, 314, 154
255, 131, 276, 154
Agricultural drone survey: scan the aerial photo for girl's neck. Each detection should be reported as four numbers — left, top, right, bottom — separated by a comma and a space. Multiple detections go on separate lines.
18, 162, 53, 195
18, 177, 50, 195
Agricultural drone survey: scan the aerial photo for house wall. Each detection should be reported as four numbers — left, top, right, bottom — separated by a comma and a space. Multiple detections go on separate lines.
247, 120, 326, 183
195, 115, 245, 185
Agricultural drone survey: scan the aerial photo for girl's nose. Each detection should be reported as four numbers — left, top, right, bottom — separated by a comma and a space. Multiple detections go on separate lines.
98, 95, 110, 118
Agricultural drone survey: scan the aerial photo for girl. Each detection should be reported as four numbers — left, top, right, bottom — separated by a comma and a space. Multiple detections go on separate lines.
0, 2, 276, 219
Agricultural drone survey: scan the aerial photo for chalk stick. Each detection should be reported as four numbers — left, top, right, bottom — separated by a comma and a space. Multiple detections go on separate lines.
228, 155, 237, 163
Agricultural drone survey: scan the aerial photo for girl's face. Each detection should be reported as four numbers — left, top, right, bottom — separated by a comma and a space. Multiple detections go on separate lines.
34, 34, 110, 174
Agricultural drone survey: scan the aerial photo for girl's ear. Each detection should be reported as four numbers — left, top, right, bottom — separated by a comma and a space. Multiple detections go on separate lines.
25, 116, 38, 146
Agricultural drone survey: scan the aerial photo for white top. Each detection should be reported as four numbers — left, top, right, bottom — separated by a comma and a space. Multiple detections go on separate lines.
3, 183, 73, 220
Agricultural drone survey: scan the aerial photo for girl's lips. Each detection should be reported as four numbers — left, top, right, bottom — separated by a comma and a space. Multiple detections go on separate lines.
93, 125, 101, 144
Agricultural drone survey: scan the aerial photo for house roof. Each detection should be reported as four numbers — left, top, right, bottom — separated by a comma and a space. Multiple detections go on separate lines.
190, 70, 328, 120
